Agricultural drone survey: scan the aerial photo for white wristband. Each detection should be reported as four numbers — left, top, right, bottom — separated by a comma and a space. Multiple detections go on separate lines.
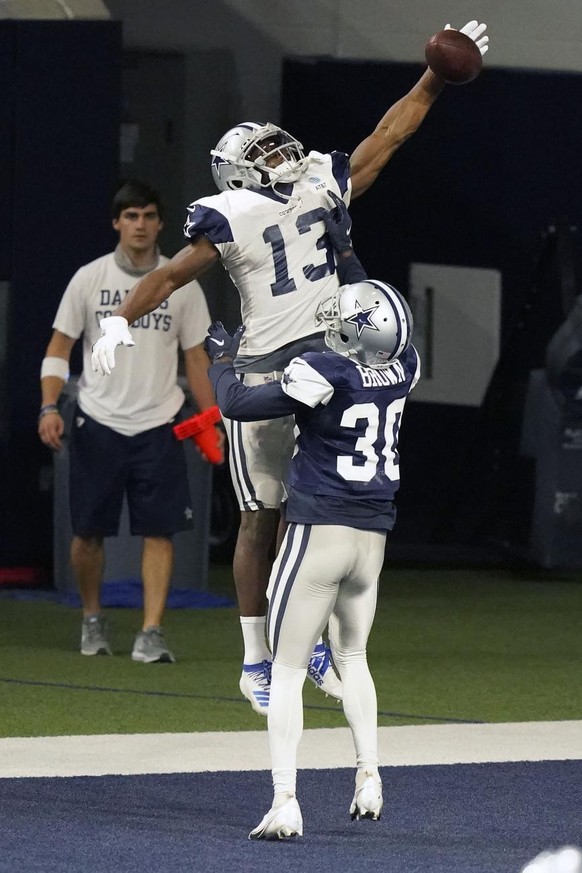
40, 356, 69, 381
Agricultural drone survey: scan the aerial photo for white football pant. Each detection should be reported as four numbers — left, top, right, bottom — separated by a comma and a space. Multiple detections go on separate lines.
266, 522, 385, 795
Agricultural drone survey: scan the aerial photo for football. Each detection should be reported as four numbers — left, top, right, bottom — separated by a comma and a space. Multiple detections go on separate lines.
424, 28, 482, 85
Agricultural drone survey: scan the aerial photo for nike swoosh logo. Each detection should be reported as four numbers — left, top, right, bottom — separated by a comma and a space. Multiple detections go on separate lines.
210, 338, 225, 346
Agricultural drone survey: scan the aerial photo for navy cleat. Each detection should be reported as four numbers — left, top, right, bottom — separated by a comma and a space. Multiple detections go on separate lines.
240, 660, 272, 716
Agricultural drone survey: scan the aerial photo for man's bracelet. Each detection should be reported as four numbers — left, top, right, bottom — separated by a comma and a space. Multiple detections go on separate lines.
38, 404, 61, 421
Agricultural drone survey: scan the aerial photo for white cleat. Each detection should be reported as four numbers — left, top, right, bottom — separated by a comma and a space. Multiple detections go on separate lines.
350, 769, 383, 821
307, 643, 342, 701
249, 796, 303, 841
239, 660, 271, 716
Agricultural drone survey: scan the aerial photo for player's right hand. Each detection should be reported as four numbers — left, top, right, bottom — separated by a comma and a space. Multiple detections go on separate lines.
444, 20, 489, 55
91, 316, 135, 376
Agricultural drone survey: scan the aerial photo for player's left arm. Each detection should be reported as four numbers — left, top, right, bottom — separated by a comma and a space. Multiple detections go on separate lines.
204, 321, 304, 421
209, 363, 302, 422
349, 20, 488, 199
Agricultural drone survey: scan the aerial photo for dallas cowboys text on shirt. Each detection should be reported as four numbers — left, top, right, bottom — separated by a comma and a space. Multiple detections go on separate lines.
96, 289, 171, 331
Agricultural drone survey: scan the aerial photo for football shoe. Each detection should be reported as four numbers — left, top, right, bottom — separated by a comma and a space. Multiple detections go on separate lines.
350, 768, 383, 821
240, 659, 272, 716
249, 795, 303, 840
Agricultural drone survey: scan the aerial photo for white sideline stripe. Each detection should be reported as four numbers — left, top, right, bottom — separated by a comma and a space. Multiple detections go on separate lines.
0, 721, 581, 778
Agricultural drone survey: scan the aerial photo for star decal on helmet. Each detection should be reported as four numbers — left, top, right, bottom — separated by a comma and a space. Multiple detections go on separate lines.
344, 301, 380, 338
211, 153, 229, 173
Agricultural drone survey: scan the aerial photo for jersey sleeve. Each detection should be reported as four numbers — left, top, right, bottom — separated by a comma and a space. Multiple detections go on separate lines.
336, 251, 368, 286
330, 151, 351, 201
209, 362, 303, 421
407, 345, 422, 391
51, 267, 88, 340
281, 356, 335, 408
183, 201, 234, 246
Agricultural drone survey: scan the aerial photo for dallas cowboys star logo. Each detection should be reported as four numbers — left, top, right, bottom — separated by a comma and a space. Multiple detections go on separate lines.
344, 301, 380, 338
212, 153, 229, 174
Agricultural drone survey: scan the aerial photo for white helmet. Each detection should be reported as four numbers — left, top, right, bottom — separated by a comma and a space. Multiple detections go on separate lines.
210, 122, 307, 193
315, 280, 413, 368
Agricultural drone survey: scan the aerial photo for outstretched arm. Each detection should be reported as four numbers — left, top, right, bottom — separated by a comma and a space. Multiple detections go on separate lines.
349, 20, 488, 199
350, 68, 445, 199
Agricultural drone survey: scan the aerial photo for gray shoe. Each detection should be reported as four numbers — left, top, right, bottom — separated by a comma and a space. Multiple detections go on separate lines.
131, 626, 175, 663
80, 614, 112, 656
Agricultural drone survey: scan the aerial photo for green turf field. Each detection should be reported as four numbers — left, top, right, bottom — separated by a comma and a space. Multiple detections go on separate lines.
1, 564, 581, 737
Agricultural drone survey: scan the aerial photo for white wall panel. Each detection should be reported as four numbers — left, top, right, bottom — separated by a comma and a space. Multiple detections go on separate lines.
409, 262, 502, 407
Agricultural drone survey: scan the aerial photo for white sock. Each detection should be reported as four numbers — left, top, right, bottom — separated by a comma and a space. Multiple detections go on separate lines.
272, 784, 296, 806
240, 616, 271, 664
334, 656, 378, 770
269, 662, 305, 798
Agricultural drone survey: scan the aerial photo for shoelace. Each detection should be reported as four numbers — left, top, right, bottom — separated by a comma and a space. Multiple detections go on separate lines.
247, 660, 272, 688
143, 628, 165, 645
84, 620, 106, 642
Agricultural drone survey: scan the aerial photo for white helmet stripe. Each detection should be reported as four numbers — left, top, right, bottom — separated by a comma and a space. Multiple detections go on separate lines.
368, 280, 411, 358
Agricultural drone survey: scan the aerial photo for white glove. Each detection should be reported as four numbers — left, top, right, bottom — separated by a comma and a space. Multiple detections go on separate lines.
444, 20, 489, 56
521, 846, 582, 873
91, 316, 135, 376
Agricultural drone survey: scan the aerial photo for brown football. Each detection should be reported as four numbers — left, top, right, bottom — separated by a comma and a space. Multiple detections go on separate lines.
425, 28, 482, 84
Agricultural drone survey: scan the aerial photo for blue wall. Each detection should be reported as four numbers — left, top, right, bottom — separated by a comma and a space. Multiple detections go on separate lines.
0, 20, 122, 568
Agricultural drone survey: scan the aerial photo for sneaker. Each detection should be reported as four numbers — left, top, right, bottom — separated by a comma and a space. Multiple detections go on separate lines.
80, 614, 112, 656
239, 660, 271, 716
249, 795, 303, 840
349, 769, 383, 821
131, 626, 175, 663
307, 643, 342, 701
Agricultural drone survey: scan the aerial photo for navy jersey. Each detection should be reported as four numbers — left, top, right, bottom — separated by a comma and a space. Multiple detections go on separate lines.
209, 345, 420, 531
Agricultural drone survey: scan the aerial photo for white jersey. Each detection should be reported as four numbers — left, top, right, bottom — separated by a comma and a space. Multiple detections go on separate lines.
53, 252, 211, 436
183, 150, 352, 358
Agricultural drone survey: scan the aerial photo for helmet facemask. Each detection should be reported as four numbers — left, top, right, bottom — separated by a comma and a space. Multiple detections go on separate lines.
247, 129, 306, 186
211, 122, 307, 194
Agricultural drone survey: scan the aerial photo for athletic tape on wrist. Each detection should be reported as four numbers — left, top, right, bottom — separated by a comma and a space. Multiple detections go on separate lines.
40, 356, 69, 380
